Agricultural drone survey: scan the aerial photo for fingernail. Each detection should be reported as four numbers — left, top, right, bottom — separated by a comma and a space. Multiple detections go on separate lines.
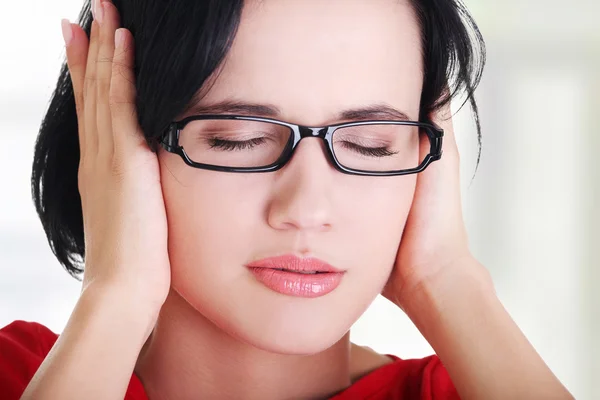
115, 28, 124, 48
61, 19, 73, 46
91, 0, 96, 19
96, 0, 104, 24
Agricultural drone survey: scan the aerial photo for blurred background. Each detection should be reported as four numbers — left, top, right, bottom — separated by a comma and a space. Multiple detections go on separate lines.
0, 0, 598, 398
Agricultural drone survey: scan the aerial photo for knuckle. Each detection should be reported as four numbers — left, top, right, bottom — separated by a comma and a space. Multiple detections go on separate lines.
111, 60, 135, 84
108, 95, 135, 113
113, 42, 132, 59
96, 53, 114, 68
84, 73, 97, 84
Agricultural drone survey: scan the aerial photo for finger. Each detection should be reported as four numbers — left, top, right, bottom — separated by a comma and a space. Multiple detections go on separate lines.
110, 28, 148, 154
420, 102, 461, 208
62, 20, 90, 158
432, 101, 455, 139
430, 101, 459, 164
90, 0, 96, 20
83, 20, 101, 157
96, 0, 121, 157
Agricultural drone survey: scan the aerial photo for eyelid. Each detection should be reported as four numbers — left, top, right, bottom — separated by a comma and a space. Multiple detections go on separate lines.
208, 137, 267, 151
333, 130, 392, 145
337, 141, 397, 157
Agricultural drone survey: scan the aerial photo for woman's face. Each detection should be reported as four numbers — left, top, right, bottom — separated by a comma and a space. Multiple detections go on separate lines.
159, 0, 423, 354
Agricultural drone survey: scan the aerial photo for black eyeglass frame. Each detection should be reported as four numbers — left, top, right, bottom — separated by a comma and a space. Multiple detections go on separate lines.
160, 114, 444, 176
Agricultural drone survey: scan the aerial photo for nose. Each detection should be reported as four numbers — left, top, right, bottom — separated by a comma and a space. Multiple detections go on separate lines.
267, 138, 334, 232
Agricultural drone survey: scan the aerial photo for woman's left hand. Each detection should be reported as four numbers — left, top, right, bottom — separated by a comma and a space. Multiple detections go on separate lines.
382, 101, 493, 311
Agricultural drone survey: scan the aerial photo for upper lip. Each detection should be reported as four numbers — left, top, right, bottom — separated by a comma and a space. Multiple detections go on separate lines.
246, 254, 343, 273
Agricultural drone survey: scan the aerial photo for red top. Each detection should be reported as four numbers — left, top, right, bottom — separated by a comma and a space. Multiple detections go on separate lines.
0, 320, 460, 399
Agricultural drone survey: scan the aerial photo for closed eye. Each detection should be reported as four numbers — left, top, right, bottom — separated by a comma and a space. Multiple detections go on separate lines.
208, 137, 267, 151
338, 141, 398, 157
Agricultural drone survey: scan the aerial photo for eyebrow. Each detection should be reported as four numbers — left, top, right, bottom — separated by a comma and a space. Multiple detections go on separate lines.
179, 99, 413, 123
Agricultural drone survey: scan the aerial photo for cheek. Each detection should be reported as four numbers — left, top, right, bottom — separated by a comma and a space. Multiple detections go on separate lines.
158, 151, 267, 269
341, 175, 417, 285
343, 175, 416, 253
158, 153, 269, 328
158, 151, 293, 311
345, 177, 417, 317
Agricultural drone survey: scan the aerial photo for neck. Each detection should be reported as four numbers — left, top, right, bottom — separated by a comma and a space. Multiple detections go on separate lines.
134, 288, 355, 400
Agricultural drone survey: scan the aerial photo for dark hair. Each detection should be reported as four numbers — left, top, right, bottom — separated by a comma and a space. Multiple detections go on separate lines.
31, 0, 486, 278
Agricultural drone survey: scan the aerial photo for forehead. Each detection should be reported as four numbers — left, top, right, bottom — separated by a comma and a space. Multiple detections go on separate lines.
199, 0, 423, 125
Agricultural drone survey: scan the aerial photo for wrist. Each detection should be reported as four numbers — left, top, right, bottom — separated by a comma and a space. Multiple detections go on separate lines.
397, 258, 573, 399
19, 279, 161, 399
80, 281, 162, 340
400, 256, 496, 325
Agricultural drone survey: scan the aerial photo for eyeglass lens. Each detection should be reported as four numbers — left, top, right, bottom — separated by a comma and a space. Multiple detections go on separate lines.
178, 119, 426, 172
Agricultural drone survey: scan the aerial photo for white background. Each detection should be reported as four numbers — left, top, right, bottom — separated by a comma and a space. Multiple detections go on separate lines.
0, 1, 598, 398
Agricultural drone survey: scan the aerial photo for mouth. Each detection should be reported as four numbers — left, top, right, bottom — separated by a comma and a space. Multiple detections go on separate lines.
270, 268, 327, 275
246, 254, 345, 298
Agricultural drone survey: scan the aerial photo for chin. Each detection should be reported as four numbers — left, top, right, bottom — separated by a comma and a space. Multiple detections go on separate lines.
191, 291, 358, 355
221, 293, 374, 355
225, 319, 352, 356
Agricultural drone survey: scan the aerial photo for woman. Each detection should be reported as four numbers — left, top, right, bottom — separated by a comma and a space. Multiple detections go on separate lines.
0, 0, 573, 398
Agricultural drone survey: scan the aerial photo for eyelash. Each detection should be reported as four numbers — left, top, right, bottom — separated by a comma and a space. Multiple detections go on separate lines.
208, 137, 267, 151
338, 141, 398, 157
208, 137, 397, 158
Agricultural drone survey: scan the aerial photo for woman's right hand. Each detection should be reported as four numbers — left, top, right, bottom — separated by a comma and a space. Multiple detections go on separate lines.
19, 4, 171, 398
67, 0, 170, 312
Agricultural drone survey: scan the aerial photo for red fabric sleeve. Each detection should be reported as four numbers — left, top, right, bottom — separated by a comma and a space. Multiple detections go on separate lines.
332, 354, 460, 400
0, 320, 59, 400
0, 320, 148, 400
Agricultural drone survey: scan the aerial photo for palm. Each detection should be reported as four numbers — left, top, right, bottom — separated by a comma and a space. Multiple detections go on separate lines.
382, 105, 470, 308
64, 11, 171, 311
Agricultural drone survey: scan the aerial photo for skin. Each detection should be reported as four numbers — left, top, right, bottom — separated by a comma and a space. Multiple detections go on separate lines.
20, 0, 574, 399
159, 0, 420, 354
144, 2, 422, 397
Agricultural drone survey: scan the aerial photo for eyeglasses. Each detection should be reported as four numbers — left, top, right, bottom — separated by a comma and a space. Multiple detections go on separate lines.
160, 115, 444, 176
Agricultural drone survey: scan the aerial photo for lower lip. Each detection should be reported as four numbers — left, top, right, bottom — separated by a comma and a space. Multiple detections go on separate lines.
248, 268, 344, 298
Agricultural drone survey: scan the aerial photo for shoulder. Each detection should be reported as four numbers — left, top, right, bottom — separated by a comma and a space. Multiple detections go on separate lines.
0, 320, 59, 400
336, 350, 460, 400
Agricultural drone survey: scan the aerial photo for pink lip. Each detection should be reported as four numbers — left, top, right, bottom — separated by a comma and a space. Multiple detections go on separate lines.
246, 254, 345, 298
